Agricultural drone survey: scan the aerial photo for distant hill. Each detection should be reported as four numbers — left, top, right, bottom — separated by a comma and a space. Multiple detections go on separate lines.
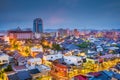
44, 29, 57, 32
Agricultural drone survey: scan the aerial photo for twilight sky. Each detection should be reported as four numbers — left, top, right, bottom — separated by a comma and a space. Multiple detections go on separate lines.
0, 0, 120, 30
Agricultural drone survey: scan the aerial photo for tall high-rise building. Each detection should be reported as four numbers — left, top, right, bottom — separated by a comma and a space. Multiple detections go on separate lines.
33, 18, 43, 33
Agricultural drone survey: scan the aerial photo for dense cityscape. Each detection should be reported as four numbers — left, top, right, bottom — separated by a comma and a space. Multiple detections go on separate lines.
0, 18, 120, 80
0, 0, 120, 80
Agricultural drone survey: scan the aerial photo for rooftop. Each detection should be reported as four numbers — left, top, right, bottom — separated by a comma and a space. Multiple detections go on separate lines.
29, 69, 40, 74
13, 65, 27, 71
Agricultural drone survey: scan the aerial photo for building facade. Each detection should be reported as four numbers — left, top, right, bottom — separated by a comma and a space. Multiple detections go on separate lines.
33, 18, 43, 33
8, 28, 33, 40
0, 53, 9, 65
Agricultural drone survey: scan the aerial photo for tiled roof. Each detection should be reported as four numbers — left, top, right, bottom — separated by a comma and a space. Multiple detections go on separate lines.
29, 69, 40, 74
13, 65, 27, 71
8, 74, 19, 80
16, 71, 32, 80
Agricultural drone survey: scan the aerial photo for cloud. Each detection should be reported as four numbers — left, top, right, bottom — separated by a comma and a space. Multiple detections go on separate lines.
46, 8, 67, 26
48, 16, 64, 25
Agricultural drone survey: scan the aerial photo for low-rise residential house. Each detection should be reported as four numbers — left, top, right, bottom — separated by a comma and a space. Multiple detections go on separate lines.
86, 58, 98, 64
87, 50, 98, 58
31, 46, 43, 52
26, 58, 42, 69
112, 73, 120, 80
64, 44, 79, 50
100, 54, 118, 60
108, 46, 119, 51
74, 75, 88, 80
4, 71, 18, 80
72, 50, 82, 56
43, 53, 63, 61
88, 71, 112, 80
88, 50, 97, 54
88, 35, 98, 43
110, 62, 120, 73
12, 65, 28, 72
96, 45, 103, 52
30, 46, 43, 57
13, 52, 27, 65
63, 56, 83, 66
0, 53, 9, 65
29, 65, 51, 79
36, 52, 44, 58
51, 63, 68, 79
36, 64, 51, 72
28, 69, 42, 79
88, 70, 120, 80
5, 71, 32, 80
115, 62, 120, 71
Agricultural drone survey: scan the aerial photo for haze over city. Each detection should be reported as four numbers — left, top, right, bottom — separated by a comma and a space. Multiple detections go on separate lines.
0, 0, 120, 30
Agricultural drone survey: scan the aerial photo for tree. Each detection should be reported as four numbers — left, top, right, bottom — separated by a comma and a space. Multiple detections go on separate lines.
77, 42, 89, 48
52, 44, 61, 51
23, 46, 31, 57
4, 65, 13, 72
0, 70, 4, 79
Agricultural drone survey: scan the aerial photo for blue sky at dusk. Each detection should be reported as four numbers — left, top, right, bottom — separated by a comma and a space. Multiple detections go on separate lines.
0, 0, 120, 30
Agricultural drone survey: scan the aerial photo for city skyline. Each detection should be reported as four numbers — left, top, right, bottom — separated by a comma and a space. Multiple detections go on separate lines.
0, 1, 120, 79
0, 0, 120, 30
